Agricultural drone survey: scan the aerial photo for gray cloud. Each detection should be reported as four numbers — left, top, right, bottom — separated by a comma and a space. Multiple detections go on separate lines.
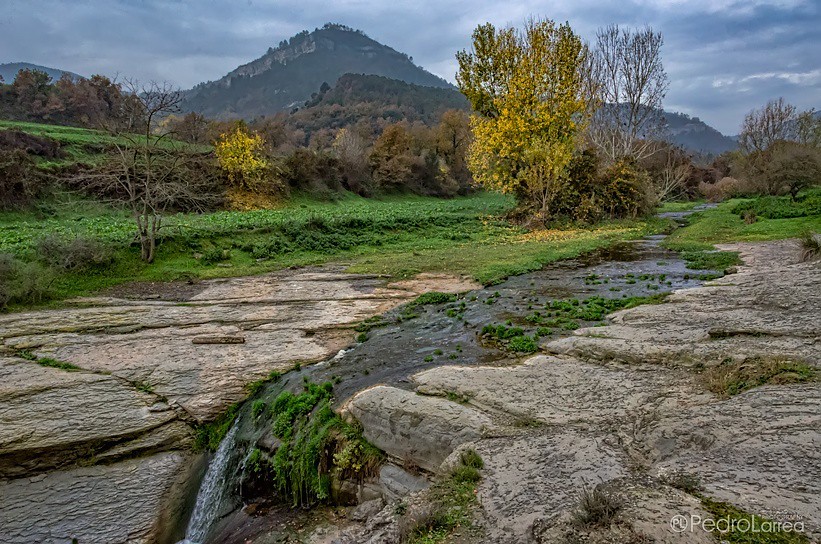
1, 0, 818, 133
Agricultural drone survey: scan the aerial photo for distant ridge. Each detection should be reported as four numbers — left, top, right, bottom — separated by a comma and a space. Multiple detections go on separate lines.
664, 110, 738, 156
0, 62, 83, 83
181, 23, 454, 119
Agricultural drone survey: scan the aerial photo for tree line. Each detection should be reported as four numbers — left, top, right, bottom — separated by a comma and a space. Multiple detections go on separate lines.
455, 18, 820, 221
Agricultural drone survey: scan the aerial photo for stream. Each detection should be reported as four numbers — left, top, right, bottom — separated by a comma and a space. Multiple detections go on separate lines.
179, 206, 722, 544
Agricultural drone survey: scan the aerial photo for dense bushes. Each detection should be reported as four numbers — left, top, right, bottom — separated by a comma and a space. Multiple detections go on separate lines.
0, 149, 44, 210
518, 150, 655, 223
36, 234, 113, 270
0, 254, 54, 309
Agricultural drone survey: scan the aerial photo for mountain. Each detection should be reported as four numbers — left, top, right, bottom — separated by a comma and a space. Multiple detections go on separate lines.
663, 111, 738, 156
182, 23, 454, 119
0, 62, 83, 83
288, 73, 469, 139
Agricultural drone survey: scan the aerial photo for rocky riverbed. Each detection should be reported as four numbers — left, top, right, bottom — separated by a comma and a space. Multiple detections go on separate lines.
330, 239, 820, 544
1, 236, 818, 544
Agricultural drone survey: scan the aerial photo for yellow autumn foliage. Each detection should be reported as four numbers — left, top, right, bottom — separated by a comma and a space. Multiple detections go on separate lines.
215, 126, 271, 192
457, 19, 595, 217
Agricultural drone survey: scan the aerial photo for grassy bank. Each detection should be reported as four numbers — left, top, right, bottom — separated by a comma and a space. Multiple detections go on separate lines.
663, 190, 821, 267
0, 119, 210, 168
0, 190, 672, 308
665, 190, 820, 250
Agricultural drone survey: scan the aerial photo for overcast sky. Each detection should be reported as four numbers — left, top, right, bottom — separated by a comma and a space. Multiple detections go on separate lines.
1, 0, 818, 134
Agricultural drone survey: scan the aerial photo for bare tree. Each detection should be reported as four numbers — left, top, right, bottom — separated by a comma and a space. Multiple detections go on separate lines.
655, 147, 691, 201
739, 97, 797, 153
589, 25, 669, 162
795, 108, 821, 148
89, 80, 217, 262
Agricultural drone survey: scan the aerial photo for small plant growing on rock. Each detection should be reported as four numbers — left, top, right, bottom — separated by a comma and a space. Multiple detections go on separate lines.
460, 449, 484, 469
571, 483, 623, 527
799, 231, 820, 262
251, 399, 266, 420
659, 469, 702, 494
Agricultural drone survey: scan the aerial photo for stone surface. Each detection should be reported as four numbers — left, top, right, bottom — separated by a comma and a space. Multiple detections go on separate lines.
343, 385, 493, 472
0, 356, 179, 477
0, 268, 471, 544
343, 241, 821, 542
546, 242, 820, 369
378, 463, 429, 500
0, 451, 204, 544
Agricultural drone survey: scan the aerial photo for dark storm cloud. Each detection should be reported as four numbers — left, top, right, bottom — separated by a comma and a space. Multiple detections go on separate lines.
1, 0, 818, 133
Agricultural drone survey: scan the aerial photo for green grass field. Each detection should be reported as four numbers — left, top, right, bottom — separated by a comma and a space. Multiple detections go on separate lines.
0, 191, 671, 307
0, 119, 210, 168
664, 190, 821, 252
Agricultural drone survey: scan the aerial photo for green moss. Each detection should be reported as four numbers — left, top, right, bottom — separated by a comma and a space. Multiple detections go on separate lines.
193, 403, 240, 452
412, 292, 459, 306
698, 495, 809, 543
268, 381, 383, 506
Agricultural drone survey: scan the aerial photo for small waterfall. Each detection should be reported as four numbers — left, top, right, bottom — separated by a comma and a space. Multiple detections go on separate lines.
181, 423, 240, 544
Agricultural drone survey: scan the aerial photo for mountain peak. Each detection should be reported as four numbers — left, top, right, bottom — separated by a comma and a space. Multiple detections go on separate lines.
183, 24, 452, 119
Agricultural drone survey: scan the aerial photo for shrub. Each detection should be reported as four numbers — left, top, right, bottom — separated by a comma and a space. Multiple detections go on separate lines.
731, 191, 821, 219
698, 176, 754, 202
36, 234, 113, 270
0, 254, 55, 309
800, 231, 820, 262
571, 483, 623, 527
0, 149, 43, 210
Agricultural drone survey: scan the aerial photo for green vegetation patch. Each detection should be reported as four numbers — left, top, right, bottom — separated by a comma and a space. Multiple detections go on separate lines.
16, 349, 80, 371
193, 403, 241, 452
403, 450, 484, 544
698, 495, 809, 543
680, 249, 741, 271
663, 190, 821, 267
699, 357, 817, 397
258, 381, 383, 506
731, 191, 821, 220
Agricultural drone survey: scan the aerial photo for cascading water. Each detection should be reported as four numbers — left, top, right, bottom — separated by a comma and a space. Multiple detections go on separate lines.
180, 424, 240, 544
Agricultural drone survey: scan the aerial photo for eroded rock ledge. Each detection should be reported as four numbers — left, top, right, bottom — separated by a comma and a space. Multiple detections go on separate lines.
0, 269, 476, 544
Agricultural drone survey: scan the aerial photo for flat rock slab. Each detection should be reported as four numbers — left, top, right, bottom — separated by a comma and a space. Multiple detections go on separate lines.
475, 429, 628, 543
0, 356, 176, 478
414, 355, 711, 426
647, 383, 821, 533
0, 270, 473, 424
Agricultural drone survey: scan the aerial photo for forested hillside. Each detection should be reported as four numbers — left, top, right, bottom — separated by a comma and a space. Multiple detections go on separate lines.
180, 23, 453, 119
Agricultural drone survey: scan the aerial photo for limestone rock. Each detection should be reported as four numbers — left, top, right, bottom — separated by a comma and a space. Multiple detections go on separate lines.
0, 356, 177, 478
343, 385, 493, 472
0, 451, 204, 544
378, 463, 429, 500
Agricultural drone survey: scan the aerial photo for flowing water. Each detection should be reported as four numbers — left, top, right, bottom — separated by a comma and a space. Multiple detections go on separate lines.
180, 424, 241, 544
180, 206, 724, 543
